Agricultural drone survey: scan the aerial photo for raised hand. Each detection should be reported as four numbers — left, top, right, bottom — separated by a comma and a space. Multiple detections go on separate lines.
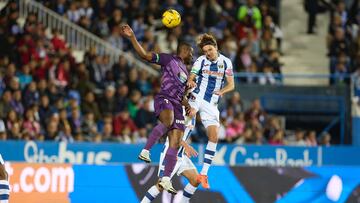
120, 24, 135, 38
187, 80, 197, 89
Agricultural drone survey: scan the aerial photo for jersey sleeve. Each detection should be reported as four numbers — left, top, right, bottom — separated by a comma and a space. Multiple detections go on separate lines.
190, 57, 203, 75
225, 59, 234, 77
150, 53, 172, 66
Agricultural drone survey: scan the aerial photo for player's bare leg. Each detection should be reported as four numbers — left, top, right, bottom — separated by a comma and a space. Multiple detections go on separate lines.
139, 109, 174, 163
158, 129, 182, 194
180, 169, 200, 203
0, 155, 9, 203
197, 125, 218, 189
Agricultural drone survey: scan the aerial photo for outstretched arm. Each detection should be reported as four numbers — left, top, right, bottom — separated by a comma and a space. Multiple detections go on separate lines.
214, 75, 235, 97
181, 140, 198, 158
121, 24, 152, 62
187, 73, 197, 89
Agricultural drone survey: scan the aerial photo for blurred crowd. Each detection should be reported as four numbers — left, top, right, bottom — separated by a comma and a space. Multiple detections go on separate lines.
35, 0, 284, 85
211, 93, 331, 146
0, 0, 331, 145
306, 0, 360, 107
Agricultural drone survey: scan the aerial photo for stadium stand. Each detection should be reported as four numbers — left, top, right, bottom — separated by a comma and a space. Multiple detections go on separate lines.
0, 0, 334, 146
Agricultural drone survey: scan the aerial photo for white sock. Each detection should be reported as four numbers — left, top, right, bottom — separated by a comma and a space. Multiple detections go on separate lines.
180, 183, 197, 203
0, 180, 9, 203
201, 141, 217, 175
140, 185, 160, 203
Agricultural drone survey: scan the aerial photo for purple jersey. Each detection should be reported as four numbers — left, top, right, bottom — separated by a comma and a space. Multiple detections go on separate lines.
151, 53, 188, 102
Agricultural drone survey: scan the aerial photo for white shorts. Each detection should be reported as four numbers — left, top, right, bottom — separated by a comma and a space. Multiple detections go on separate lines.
0, 154, 3, 165
189, 95, 220, 128
158, 153, 196, 178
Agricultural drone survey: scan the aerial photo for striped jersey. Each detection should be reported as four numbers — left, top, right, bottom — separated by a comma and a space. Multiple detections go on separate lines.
151, 53, 188, 102
191, 54, 234, 104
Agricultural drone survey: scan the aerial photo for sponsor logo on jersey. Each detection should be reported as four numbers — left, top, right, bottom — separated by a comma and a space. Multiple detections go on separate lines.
202, 69, 224, 77
175, 119, 185, 124
178, 71, 187, 83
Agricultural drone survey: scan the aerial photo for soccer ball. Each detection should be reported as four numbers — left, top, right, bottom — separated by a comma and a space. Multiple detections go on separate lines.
162, 9, 181, 28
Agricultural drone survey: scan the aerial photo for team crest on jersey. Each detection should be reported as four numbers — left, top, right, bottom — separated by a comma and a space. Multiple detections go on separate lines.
218, 64, 224, 69
178, 71, 187, 83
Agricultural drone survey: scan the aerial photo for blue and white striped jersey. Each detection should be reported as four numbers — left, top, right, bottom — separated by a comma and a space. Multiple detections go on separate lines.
191, 54, 234, 104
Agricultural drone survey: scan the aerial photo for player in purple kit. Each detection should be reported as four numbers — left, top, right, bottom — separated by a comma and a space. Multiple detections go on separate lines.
121, 24, 193, 194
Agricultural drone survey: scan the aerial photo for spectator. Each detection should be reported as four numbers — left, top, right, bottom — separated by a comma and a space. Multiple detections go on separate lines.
45, 121, 59, 140
199, 0, 222, 28
102, 122, 114, 142
22, 109, 41, 139
259, 28, 277, 55
6, 109, 20, 130
38, 95, 52, 126
135, 96, 157, 130
263, 15, 283, 53
306, 130, 318, 146
112, 55, 130, 83
10, 90, 24, 116
112, 109, 137, 139
304, 0, 320, 34
68, 108, 81, 135
81, 91, 101, 121
226, 113, 246, 142
8, 121, 22, 140
76, 71, 96, 97
89, 55, 105, 86
107, 26, 124, 50
52, 0, 68, 15
245, 99, 266, 124
227, 92, 244, 115
268, 129, 286, 145
78, 0, 93, 20
289, 129, 307, 146
0, 91, 12, 119
115, 83, 129, 113
319, 132, 331, 146
99, 85, 116, 115
254, 130, 266, 145
58, 108, 71, 133
17, 64, 33, 89
258, 62, 277, 85
107, 9, 123, 32
136, 71, 152, 96
66, 1, 80, 23
264, 116, 281, 139
93, 12, 110, 38
55, 124, 74, 143
235, 128, 252, 144
128, 90, 141, 119
136, 128, 148, 144
237, 0, 262, 29
81, 112, 98, 141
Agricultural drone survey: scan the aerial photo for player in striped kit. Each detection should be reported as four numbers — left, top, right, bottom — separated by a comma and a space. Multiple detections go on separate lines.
187, 33, 235, 189
141, 116, 200, 203
0, 154, 9, 203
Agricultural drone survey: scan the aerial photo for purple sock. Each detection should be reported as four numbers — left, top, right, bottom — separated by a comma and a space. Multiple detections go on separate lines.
144, 123, 168, 150
163, 147, 178, 177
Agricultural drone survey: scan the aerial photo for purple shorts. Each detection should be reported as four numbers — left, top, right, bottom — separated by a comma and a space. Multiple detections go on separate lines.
154, 95, 185, 131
